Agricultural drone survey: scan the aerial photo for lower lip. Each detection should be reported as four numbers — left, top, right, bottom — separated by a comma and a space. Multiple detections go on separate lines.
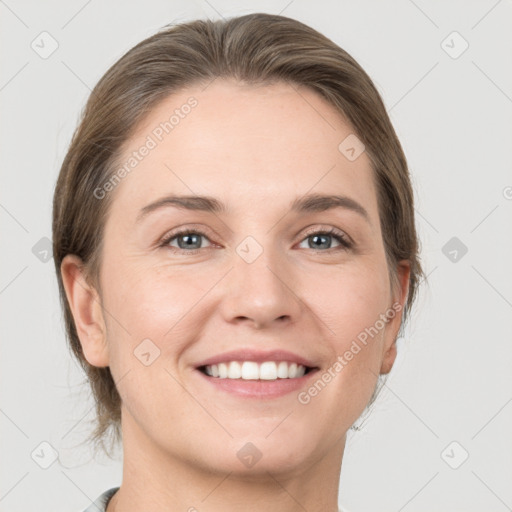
196, 368, 319, 399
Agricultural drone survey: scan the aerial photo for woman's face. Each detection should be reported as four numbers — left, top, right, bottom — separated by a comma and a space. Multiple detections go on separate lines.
75, 79, 409, 476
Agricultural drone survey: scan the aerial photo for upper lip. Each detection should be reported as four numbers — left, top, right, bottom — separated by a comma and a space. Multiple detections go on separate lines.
196, 349, 318, 369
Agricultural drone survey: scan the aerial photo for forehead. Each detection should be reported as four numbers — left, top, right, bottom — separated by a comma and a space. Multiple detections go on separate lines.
109, 78, 378, 222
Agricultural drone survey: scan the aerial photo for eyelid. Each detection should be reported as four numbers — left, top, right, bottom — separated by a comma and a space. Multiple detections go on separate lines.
157, 224, 217, 252
158, 223, 353, 252
300, 224, 353, 246
159, 223, 216, 242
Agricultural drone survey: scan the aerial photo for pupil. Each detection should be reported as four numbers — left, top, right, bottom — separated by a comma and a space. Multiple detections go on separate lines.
180, 234, 200, 249
311, 234, 329, 249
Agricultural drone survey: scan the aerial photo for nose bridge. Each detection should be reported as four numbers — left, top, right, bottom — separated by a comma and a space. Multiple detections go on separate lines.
222, 233, 300, 326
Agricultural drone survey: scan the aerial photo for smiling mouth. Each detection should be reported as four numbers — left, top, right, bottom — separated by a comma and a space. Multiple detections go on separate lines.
198, 360, 317, 381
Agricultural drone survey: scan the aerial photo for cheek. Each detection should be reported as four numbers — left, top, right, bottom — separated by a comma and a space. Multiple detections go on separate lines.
100, 266, 198, 422
308, 260, 391, 343
307, 262, 390, 398
101, 259, 221, 377
104, 264, 195, 339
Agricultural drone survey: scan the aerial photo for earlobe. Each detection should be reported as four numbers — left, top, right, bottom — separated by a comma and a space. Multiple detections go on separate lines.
60, 255, 110, 368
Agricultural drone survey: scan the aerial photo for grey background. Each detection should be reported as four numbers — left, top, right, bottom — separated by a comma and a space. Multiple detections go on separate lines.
1, 1, 511, 511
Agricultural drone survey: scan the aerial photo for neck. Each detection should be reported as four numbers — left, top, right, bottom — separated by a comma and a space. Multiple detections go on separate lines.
108, 411, 346, 512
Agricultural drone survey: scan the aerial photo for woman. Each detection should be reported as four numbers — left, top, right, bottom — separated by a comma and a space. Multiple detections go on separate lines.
53, 12, 423, 512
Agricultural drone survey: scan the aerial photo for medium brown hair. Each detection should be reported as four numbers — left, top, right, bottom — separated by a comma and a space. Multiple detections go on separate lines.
53, 12, 424, 456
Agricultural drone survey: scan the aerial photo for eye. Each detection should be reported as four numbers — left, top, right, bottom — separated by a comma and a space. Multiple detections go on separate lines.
159, 225, 352, 255
160, 228, 214, 255
297, 227, 352, 252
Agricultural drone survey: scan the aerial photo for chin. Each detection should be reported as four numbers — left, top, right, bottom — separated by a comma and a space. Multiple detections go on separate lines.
193, 434, 319, 477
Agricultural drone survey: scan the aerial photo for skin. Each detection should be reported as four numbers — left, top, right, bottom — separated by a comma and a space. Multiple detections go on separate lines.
62, 78, 410, 512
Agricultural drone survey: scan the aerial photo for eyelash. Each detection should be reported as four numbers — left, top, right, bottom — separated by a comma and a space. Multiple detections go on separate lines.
158, 226, 353, 255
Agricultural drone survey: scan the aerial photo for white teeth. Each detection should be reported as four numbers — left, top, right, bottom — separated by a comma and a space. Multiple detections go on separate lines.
259, 361, 277, 380
218, 362, 228, 379
228, 361, 242, 379
296, 365, 306, 377
276, 361, 288, 378
241, 361, 259, 380
203, 361, 309, 380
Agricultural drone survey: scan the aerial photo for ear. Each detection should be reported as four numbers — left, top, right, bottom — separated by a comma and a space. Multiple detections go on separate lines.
380, 260, 411, 375
60, 254, 109, 368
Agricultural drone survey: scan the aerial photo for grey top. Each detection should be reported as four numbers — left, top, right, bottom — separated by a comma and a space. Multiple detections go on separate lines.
82, 487, 119, 512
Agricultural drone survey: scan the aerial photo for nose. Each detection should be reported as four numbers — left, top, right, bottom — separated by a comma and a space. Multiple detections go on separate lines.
218, 244, 303, 330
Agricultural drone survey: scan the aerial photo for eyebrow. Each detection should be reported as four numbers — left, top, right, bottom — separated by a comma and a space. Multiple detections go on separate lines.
136, 193, 370, 223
